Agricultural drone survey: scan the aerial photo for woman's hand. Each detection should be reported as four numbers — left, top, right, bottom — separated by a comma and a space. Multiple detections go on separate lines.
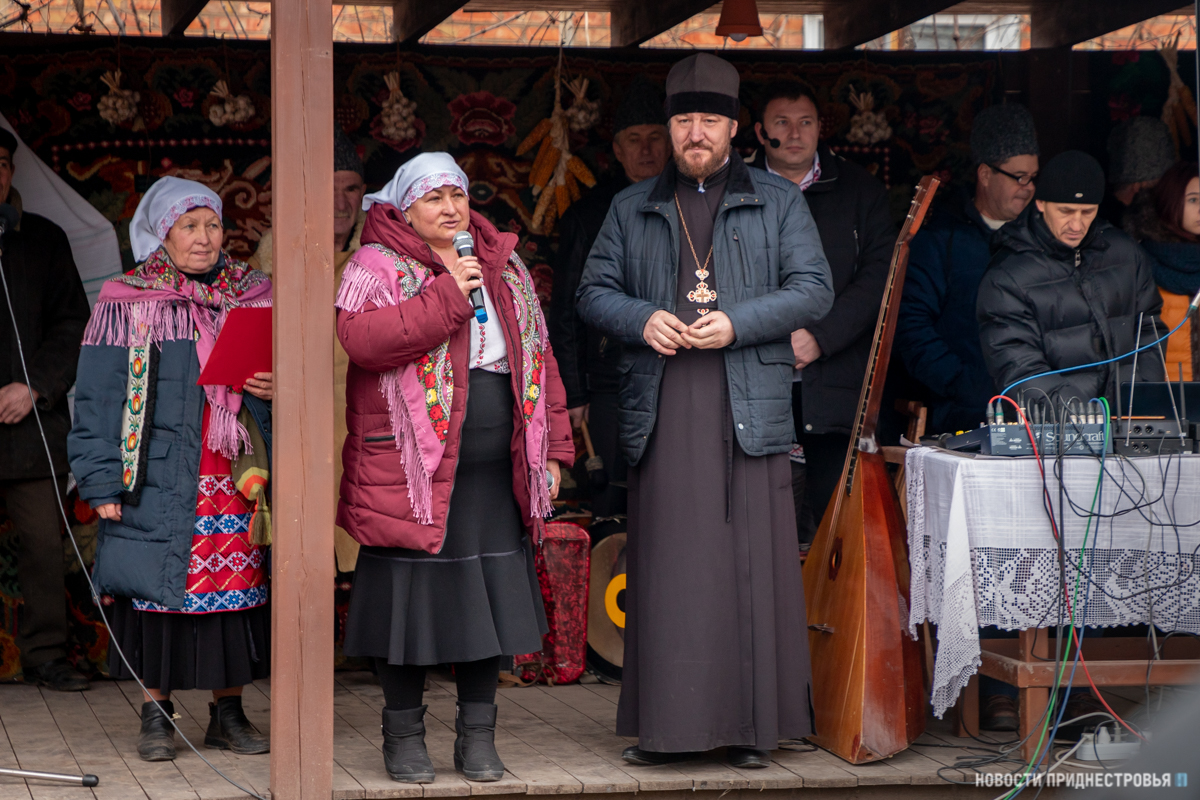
547, 459, 562, 500
451, 255, 483, 300
96, 503, 122, 522
244, 372, 273, 401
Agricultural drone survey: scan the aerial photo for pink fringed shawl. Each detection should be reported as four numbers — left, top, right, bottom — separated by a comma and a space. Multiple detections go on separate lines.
335, 242, 553, 526
82, 247, 272, 460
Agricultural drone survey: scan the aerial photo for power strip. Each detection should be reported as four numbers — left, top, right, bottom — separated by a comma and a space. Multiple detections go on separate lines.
1074, 728, 1149, 761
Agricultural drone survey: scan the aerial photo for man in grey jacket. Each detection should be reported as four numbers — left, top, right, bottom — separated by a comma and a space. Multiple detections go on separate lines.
576, 54, 832, 768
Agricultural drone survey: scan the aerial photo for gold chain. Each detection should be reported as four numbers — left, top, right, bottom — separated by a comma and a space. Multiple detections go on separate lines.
674, 194, 713, 275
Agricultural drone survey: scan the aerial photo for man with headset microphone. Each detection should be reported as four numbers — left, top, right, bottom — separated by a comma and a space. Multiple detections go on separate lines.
0, 127, 92, 691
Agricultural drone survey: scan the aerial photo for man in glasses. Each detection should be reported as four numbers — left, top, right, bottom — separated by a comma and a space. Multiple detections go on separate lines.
896, 103, 1039, 441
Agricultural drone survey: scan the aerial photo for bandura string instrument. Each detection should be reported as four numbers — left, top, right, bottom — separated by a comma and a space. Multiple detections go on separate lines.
802, 175, 939, 764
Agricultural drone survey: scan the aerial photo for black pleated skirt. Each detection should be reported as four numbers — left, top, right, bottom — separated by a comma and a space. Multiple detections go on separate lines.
344, 369, 548, 666
106, 599, 270, 693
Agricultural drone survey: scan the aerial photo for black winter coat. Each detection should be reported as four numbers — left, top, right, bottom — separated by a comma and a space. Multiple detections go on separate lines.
977, 206, 1164, 405
0, 197, 90, 481
549, 172, 630, 407
577, 157, 833, 465
750, 145, 896, 435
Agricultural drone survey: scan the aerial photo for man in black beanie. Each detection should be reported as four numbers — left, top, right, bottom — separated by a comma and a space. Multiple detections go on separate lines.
549, 80, 668, 529
978, 150, 1164, 406
578, 53, 831, 769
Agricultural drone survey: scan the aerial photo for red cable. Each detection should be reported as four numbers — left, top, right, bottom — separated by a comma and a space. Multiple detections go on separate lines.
984, 395, 1145, 740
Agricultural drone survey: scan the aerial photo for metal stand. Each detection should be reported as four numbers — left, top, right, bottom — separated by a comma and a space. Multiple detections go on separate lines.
0, 767, 99, 787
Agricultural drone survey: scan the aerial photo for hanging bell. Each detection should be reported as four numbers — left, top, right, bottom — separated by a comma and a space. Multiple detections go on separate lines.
715, 0, 763, 42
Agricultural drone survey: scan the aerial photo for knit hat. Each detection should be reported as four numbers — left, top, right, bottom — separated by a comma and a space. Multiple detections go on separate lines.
614, 80, 666, 136
664, 53, 741, 120
1034, 150, 1106, 205
0, 127, 16, 158
1107, 116, 1174, 186
969, 103, 1038, 166
334, 128, 364, 178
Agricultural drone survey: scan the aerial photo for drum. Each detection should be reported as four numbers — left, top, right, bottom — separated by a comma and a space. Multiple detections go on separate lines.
585, 532, 626, 681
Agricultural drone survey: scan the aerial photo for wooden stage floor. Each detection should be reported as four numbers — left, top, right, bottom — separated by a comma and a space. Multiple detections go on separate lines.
0, 670, 1130, 800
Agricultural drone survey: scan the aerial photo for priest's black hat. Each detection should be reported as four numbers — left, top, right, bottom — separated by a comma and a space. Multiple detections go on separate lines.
664, 53, 741, 120
1034, 150, 1105, 205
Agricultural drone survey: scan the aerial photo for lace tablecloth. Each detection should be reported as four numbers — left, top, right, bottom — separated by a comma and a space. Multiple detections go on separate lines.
905, 447, 1200, 718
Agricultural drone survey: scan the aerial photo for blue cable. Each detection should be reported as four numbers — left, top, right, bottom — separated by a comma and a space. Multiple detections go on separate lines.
1001, 313, 1193, 398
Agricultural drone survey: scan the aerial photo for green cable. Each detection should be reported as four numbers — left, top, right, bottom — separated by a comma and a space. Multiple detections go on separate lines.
999, 405, 1109, 798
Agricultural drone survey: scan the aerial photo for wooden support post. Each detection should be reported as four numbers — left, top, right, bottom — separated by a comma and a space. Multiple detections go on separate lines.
1017, 628, 1049, 762
270, 0, 335, 797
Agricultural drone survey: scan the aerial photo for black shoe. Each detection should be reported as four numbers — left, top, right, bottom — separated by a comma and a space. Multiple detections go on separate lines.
205, 695, 270, 755
454, 702, 504, 782
138, 700, 177, 762
727, 747, 770, 768
620, 746, 695, 766
980, 695, 1019, 732
383, 706, 435, 783
25, 658, 89, 692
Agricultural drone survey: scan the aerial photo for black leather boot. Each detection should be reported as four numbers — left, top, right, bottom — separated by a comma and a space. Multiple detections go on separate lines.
382, 706, 435, 783
205, 695, 270, 755
138, 700, 177, 762
453, 702, 504, 781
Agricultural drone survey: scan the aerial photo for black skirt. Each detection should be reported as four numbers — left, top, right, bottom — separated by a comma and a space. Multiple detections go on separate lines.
344, 369, 548, 666
106, 599, 270, 693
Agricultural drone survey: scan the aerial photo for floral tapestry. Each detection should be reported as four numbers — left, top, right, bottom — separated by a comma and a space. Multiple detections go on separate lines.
0, 36, 1007, 677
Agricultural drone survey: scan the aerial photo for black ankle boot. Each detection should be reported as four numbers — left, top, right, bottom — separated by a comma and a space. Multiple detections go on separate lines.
382, 706, 435, 783
205, 695, 270, 755
138, 700, 176, 762
454, 702, 504, 781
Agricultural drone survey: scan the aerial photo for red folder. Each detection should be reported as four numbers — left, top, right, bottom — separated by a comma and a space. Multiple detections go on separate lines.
197, 307, 272, 390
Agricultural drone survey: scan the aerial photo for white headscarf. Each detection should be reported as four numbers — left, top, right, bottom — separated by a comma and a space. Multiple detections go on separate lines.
362, 152, 469, 213
129, 176, 223, 263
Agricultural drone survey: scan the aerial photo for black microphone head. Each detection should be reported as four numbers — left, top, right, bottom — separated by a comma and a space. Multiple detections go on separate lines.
767, 137, 782, 149
0, 203, 17, 237
453, 230, 474, 254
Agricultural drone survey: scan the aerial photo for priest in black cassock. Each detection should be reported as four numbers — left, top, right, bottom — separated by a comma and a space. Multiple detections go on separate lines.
576, 54, 833, 769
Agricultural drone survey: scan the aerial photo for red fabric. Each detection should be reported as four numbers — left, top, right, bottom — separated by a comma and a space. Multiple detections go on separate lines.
336, 210, 574, 552
514, 521, 591, 685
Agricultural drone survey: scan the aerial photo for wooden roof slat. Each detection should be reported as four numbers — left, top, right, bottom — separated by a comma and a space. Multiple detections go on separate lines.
820, 0, 963, 49
610, 0, 718, 46
161, 0, 208, 36
1030, 0, 1194, 48
394, 0, 472, 42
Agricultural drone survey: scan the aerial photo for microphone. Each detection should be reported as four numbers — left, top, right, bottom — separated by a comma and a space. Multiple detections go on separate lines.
453, 230, 487, 324
766, 136, 782, 148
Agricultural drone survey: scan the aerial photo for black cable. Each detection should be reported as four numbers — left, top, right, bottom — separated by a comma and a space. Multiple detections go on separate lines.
0, 252, 267, 800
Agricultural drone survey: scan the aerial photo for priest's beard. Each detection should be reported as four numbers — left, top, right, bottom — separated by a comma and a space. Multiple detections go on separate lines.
674, 137, 732, 182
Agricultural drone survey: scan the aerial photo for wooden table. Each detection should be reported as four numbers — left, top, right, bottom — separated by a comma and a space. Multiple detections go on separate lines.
955, 629, 1200, 759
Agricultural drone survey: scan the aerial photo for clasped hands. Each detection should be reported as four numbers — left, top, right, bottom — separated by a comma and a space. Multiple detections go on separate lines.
643, 310, 735, 355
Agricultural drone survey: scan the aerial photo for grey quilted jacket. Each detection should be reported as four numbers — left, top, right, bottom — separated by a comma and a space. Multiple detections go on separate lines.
576, 157, 833, 465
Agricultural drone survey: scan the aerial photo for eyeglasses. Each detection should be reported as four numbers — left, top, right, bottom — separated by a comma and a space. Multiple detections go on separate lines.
989, 164, 1037, 186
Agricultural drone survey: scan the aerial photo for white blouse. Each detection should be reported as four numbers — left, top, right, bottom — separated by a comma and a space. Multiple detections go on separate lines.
468, 285, 510, 374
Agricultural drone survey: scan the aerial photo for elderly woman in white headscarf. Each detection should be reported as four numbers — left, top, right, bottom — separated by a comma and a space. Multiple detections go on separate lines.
334, 153, 574, 784
68, 177, 273, 763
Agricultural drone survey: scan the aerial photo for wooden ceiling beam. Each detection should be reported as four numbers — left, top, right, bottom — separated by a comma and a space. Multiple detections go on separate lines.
610, 0, 716, 47
393, 0, 470, 43
161, 0, 208, 36
820, 0, 961, 49
1030, 0, 1191, 49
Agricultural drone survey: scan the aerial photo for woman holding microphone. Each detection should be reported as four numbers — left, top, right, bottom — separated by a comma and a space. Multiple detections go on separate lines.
334, 153, 573, 784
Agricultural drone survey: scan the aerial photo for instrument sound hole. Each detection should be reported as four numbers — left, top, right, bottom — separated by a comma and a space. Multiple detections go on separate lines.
828, 537, 844, 580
